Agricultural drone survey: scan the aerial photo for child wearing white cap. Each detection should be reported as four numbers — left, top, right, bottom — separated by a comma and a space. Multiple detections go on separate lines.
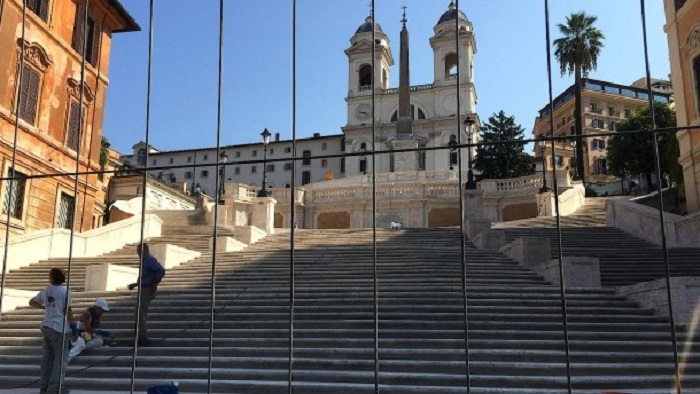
67, 298, 115, 363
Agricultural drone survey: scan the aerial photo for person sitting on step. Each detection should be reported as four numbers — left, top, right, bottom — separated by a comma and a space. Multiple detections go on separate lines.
67, 298, 115, 363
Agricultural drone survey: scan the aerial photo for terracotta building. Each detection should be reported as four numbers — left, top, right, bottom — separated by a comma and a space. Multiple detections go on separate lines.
0, 0, 138, 235
664, 0, 700, 213
533, 78, 672, 183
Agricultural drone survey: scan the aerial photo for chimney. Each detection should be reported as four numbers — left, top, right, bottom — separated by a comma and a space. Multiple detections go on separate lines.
313, 132, 321, 138
275, 132, 280, 142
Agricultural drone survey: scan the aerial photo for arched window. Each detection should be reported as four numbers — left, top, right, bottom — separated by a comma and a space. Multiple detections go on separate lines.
444, 53, 458, 79
391, 105, 427, 122
302, 171, 311, 185
449, 134, 458, 166
302, 150, 311, 165
137, 148, 147, 166
359, 64, 372, 88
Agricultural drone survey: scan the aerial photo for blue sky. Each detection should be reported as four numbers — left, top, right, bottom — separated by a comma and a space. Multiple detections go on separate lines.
104, 0, 671, 155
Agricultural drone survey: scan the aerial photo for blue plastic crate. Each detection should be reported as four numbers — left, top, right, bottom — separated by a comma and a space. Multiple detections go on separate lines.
147, 385, 179, 394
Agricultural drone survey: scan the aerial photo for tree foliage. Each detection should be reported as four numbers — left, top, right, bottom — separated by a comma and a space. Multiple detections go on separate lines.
473, 111, 534, 180
607, 103, 681, 190
553, 12, 605, 185
100, 137, 110, 171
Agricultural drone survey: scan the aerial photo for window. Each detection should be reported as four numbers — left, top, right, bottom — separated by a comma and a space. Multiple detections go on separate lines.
169, 158, 174, 164
597, 158, 608, 174
322, 143, 327, 151
252, 150, 257, 157
569, 126, 575, 135
555, 155, 564, 167
391, 105, 427, 122
57, 192, 75, 230
321, 159, 327, 168
284, 147, 291, 153
589, 103, 599, 113
340, 158, 345, 173
450, 151, 458, 166
65, 101, 83, 151
234, 167, 240, 175
284, 163, 292, 171
359, 64, 372, 88
302, 150, 311, 166
137, 149, 147, 166
201, 170, 209, 178
623, 109, 631, 118
302, 171, 311, 185
591, 119, 604, 129
185, 172, 193, 179
266, 164, 275, 172
444, 53, 458, 79
168, 174, 176, 182
694, 55, 700, 115
592, 139, 606, 150
152, 159, 157, 165
270, 149, 274, 155
235, 151, 241, 158
187, 156, 192, 162
157, 172, 163, 180
72, 4, 101, 66
17, 65, 40, 125
607, 107, 615, 116
341, 138, 346, 152
609, 121, 618, 131
27, 0, 50, 22
251, 166, 257, 174
359, 158, 367, 173
3, 168, 27, 220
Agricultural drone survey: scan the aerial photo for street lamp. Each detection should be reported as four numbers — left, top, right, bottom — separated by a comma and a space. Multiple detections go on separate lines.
218, 151, 228, 203
448, 135, 457, 171
464, 116, 477, 189
538, 135, 550, 193
257, 128, 272, 197
569, 139, 579, 180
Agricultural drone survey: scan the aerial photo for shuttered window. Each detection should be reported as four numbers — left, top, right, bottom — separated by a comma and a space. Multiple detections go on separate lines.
26, 0, 50, 22
3, 168, 27, 221
18, 65, 40, 125
57, 192, 75, 229
66, 101, 83, 151
72, 4, 101, 66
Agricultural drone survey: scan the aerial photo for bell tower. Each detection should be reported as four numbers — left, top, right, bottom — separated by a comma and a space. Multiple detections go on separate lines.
430, 1, 475, 88
345, 13, 394, 98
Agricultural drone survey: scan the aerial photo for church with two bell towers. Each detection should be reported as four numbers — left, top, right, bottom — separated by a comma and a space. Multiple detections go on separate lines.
342, 1, 480, 177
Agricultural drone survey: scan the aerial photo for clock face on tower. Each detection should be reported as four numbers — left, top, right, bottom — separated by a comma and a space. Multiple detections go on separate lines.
355, 103, 372, 121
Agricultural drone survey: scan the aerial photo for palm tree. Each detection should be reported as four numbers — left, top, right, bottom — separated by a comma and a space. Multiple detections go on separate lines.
554, 12, 604, 185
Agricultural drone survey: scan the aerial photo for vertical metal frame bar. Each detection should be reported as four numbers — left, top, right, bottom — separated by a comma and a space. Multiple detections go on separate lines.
58, 1, 91, 391
288, 0, 297, 392
206, 0, 226, 391
371, 1, 379, 392
0, 0, 28, 320
543, 1, 573, 392
130, 0, 155, 391
639, 1, 681, 392
454, 0, 471, 391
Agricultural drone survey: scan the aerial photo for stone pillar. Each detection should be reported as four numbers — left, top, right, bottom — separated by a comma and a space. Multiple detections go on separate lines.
390, 139, 419, 172
535, 257, 601, 288
463, 189, 483, 222
500, 237, 551, 268
537, 191, 555, 217
251, 197, 277, 234
466, 219, 491, 241
472, 230, 505, 250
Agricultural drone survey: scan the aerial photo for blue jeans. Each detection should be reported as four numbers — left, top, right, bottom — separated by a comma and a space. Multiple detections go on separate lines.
40, 326, 70, 393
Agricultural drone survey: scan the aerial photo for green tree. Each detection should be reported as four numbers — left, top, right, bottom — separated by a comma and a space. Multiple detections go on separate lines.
99, 137, 110, 172
607, 103, 680, 191
554, 12, 605, 186
473, 111, 534, 180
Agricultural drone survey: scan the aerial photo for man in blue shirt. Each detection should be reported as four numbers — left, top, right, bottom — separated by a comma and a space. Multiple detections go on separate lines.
128, 243, 165, 346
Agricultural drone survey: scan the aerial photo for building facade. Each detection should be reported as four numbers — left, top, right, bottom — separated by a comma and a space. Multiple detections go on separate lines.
0, 0, 138, 234
664, 0, 700, 213
121, 133, 346, 198
533, 78, 672, 183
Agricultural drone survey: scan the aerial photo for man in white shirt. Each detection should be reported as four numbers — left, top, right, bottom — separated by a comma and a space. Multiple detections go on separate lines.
30, 268, 74, 394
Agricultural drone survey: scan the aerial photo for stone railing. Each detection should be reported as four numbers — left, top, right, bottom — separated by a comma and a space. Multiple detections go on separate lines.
306, 181, 459, 205
270, 188, 306, 205
382, 83, 434, 95
478, 170, 571, 196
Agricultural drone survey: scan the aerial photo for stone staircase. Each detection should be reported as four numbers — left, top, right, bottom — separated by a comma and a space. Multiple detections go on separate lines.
492, 198, 700, 287
0, 227, 695, 393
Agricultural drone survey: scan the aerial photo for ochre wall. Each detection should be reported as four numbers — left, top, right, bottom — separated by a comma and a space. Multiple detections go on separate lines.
502, 203, 538, 222
317, 212, 350, 229
428, 208, 460, 228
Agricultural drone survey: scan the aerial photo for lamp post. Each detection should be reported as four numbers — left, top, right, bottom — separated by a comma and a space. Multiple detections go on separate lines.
538, 135, 550, 193
569, 139, 579, 180
464, 116, 477, 189
257, 128, 272, 197
448, 135, 457, 171
218, 151, 228, 203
